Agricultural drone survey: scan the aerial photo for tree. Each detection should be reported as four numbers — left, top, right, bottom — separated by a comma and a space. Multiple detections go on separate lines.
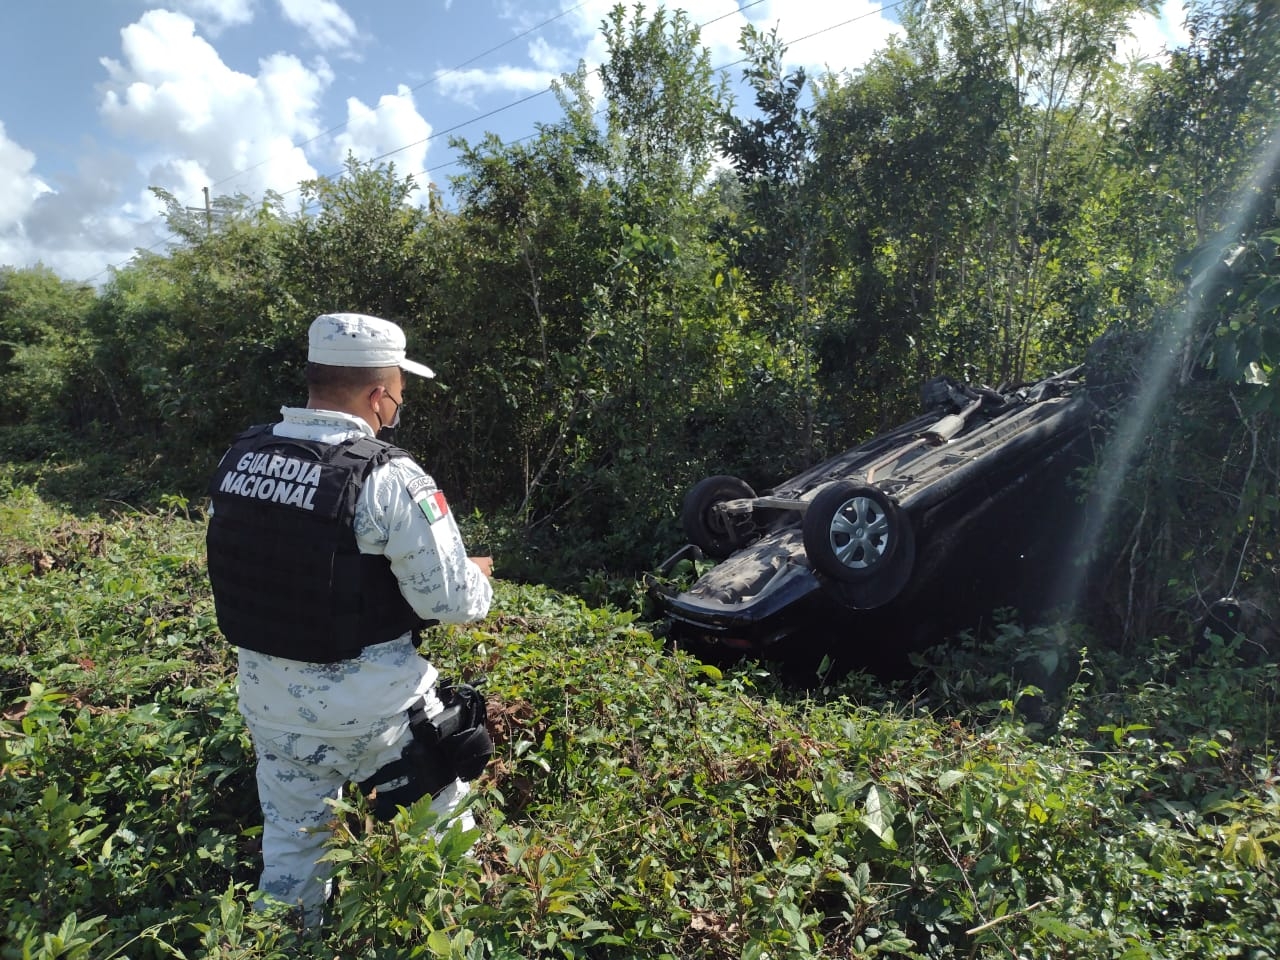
428, 117, 614, 522
715, 26, 831, 460
814, 0, 1152, 387
804, 27, 1017, 429
87, 189, 303, 479
285, 156, 434, 321
483, 2, 751, 573
0, 266, 97, 429
1066, 0, 1280, 642
597, 3, 726, 223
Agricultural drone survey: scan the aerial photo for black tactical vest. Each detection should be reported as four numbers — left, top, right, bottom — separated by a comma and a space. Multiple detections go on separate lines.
205, 424, 430, 662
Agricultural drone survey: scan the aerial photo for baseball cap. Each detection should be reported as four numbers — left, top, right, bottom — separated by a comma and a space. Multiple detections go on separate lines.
307, 313, 435, 379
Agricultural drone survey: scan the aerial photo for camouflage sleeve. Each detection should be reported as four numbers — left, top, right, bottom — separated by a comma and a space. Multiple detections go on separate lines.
355, 457, 493, 624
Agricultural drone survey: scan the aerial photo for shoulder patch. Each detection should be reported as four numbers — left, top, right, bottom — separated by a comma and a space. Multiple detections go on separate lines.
415, 489, 450, 524
406, 474, 436, 498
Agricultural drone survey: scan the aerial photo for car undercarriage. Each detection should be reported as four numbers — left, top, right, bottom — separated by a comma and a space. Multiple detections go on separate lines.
649, 366, 1103, 671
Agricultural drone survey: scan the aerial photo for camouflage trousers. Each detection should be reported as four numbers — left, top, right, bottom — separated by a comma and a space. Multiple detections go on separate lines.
246, 687, 474, 927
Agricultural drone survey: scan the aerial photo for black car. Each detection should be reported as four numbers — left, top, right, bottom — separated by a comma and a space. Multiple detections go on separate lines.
650, 365, 1102, 672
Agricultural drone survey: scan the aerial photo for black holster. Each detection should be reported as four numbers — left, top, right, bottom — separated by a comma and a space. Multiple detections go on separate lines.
424, 681, 494, 780
358, 683, 495, 821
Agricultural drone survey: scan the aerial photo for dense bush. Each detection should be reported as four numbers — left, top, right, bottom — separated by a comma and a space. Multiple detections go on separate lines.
2, 490, 1278, 958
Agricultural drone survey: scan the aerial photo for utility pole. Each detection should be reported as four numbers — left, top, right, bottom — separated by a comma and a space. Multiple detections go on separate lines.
185, 188, 215, 235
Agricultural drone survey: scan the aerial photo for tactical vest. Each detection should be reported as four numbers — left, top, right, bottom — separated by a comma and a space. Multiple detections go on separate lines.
205, 424, 430, 662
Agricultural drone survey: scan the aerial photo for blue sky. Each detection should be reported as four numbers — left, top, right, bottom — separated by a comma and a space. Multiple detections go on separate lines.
0, 0, 1188, 285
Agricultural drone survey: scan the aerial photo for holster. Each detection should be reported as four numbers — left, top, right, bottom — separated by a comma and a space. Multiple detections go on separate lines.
427, 682, 494, 780
358, 682, 495, 821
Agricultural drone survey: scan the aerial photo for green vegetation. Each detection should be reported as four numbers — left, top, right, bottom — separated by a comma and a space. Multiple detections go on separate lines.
3, 0, 1280, 955
0, 491, 1274, 957
1, 0, 1275, 604
2, 492, 1278, 958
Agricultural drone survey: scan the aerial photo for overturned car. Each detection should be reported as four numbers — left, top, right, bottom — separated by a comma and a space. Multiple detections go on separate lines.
651, 365, 1102, 671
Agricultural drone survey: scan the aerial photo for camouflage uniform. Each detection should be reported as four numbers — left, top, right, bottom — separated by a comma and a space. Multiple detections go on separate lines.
234, 405, 492, 926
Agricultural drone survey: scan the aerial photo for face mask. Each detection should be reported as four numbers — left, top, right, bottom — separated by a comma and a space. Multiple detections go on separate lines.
377, 391, 403, 441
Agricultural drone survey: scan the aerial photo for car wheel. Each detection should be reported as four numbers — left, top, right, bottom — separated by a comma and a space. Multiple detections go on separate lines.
802, 481, 902, 583
680, 475, 756, 559
828, 516, 915, 610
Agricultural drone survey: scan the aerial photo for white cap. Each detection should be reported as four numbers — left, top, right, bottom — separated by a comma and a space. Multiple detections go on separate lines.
307, 313, 435, 379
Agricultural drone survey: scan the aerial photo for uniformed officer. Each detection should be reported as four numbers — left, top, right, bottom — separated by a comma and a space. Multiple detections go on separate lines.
205, 312, 494, 927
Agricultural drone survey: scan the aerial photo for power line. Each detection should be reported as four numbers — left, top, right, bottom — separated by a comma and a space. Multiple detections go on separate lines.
402, 0, 908, 183
210, 0, 596, 193
78, 0, 901, 285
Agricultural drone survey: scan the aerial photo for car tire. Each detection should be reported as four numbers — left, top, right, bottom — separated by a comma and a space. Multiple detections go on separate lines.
828, 516, 915, 609
680, 475, 757, 559
802, 481, 903, 583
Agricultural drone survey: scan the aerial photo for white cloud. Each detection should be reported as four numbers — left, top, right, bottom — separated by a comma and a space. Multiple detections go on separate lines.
1, 5, 429, 280
334, 84, 434, 177
168, 0, 256, 34
97, 9, 328, 204
2, 148, 159, 282
1120, 0, 1191, 66
528, 36, 571, 73
276, 0, 359, 52
0, 121, 50, 231
434, 65, 557, 107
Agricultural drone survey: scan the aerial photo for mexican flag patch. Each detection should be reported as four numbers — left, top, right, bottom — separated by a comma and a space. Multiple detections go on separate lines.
416, 489, 450, 524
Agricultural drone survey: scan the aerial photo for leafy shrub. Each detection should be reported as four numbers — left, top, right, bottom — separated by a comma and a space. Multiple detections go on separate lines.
3, 490, 1280, 957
